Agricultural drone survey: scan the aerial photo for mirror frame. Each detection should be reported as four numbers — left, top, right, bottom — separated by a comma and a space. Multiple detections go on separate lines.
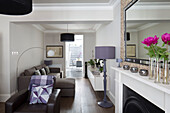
124, 0, 149, 66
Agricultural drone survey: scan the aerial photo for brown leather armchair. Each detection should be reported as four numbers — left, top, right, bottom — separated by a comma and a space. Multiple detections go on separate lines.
5, 89, 61, 113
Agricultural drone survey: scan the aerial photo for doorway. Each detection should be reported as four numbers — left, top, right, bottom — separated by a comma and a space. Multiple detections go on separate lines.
65, 35, 84, 78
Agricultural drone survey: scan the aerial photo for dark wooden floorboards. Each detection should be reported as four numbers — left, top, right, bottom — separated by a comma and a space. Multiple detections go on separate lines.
60, 78, 114, 113
0, 78, 114, 113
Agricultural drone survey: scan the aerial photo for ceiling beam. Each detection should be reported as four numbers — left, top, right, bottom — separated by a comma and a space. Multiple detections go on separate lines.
33, 0, 117, 7
44, 29, 96, 33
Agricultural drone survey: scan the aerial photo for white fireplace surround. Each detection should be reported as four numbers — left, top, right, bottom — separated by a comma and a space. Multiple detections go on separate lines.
111, 67, 170, 113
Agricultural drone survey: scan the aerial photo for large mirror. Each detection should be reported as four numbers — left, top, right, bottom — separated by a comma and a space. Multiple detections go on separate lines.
125, 0, 170, 65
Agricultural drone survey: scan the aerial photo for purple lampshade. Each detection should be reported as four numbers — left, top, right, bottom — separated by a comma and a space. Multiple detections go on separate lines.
44, 60, 53, 66
95, 46, 115, 59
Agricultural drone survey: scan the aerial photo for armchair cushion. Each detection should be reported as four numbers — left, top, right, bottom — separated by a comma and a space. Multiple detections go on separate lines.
6, 89, 61, 113
30, 84, 53, 104
14, 103, 47, 113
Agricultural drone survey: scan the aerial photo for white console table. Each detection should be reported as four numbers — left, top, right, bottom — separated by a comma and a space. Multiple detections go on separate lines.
88, 67, 109, 91
111, 67, 170, 113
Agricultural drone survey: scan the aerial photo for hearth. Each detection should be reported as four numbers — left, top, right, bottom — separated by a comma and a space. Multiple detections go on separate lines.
123, 85, 164, 113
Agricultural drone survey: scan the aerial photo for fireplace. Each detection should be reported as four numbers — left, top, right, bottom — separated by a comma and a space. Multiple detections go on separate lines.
123, 85, 164, 113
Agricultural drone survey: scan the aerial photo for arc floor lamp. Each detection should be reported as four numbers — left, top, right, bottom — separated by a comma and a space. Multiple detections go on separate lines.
16, 47, 44, 91
95, 46, 115, 108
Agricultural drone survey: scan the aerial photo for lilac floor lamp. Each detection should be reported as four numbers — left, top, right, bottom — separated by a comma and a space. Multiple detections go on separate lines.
95, 46, 115, 108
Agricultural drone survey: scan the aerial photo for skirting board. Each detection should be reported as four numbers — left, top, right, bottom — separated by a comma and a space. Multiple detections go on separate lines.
0, 91, 16, 102
107, 91, 115, 105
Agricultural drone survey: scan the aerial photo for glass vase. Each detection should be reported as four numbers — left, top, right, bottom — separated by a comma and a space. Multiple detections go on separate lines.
149, 57, 154, 79
154, 58, 160, 83
162, 60, 169, 84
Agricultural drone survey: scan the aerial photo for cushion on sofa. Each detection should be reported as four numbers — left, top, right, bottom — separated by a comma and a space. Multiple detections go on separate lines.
40, 68, 46, 75
44, 66, 50, 74
34, 70, 41, 75
54, 78, 75, 89
25, 68, 36, 76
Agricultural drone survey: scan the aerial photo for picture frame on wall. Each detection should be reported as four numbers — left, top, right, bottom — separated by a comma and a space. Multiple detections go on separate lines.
126, 44, 136, 58
46, 45, 63, 58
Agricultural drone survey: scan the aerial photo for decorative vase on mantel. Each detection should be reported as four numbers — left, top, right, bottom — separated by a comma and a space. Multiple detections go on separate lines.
162, 59, 169, 84
149, 57, 154, 79
154, 58, 160, 83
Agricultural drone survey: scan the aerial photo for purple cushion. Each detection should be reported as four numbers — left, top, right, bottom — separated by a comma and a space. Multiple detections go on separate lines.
29, 84, 53, 104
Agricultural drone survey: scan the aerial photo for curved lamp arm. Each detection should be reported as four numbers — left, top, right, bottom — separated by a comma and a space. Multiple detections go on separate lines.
15, 47, 45, 92
16, 47, 45, 77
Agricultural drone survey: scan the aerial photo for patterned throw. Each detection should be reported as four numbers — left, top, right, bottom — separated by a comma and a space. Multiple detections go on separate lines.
28, 75, 54, 91
29, 84, 53, 104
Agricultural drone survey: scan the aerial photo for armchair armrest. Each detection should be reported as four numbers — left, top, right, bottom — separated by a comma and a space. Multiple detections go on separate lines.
47, 89, 61, 113
5, 89, 28, 113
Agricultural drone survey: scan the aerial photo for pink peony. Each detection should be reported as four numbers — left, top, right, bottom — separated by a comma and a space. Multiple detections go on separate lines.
141, 35, 159, 46
161, 33, 170, 45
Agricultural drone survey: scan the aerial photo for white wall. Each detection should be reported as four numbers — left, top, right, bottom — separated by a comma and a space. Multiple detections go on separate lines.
96, 1, 121, 104
0, 19, 10, 102
10, 24, 44, 96
84, 33, 96, 62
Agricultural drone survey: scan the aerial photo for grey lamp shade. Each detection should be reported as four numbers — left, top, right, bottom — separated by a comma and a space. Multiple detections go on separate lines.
60, 33, 74, 42
95, 46, 116, 59
0, 0, 32, 15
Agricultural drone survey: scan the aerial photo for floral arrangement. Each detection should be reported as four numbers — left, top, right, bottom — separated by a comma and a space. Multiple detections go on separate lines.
162, 33, 170, 46
141, 33, 170, 61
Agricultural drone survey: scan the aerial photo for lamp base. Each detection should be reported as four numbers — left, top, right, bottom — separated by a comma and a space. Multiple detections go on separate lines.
98, 100, 113, 108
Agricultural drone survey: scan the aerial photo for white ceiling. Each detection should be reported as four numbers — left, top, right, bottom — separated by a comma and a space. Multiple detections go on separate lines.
31, 0, 170, 33
33, 0, 111, 4
127, 22, 160, 32
126, 23, 146, 30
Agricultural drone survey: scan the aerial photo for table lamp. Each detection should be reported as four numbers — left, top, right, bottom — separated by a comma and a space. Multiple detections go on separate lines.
95, 46, 115, 108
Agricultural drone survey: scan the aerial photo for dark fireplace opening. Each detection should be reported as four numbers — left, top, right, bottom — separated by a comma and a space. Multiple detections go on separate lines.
123, 85, 165, 113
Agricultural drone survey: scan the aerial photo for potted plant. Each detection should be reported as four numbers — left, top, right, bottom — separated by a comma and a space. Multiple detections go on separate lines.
94, 59, 101, 68
99, 66, 103, 76
88, 59, 95, 68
